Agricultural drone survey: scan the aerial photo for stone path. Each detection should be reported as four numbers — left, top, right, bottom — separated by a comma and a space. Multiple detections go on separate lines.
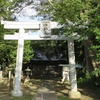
32, 80, 58, 100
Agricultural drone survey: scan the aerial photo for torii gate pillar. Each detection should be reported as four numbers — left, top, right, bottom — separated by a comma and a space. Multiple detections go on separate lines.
68, 39, 81, 98
11, 28, 24, 96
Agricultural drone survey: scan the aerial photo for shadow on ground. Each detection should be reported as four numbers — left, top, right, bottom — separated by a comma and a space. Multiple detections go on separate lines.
0, 79, 41, 100
53, 78, 100, 100
0, 76, 100, 100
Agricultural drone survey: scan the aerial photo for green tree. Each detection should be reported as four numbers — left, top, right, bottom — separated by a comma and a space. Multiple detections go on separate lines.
0, 0, 34, 71
37, 0, 100, 72
85, 2, 100, 69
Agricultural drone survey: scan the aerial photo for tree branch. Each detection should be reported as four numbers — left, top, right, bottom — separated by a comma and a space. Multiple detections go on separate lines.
48, 0, 56, 9
48, 0, 71, 24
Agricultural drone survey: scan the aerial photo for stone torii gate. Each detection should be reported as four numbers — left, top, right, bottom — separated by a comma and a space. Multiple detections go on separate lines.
1, 21, 81, 99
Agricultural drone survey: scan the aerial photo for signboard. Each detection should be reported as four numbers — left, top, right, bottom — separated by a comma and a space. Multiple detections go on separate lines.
40, 21, 51, 38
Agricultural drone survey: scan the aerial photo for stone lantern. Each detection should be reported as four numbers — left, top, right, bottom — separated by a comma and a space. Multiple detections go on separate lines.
25, 67, 31, 81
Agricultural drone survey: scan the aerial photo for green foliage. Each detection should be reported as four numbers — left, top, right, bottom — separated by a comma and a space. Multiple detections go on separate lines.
0, 0, 14, 20
23, 41, 34, 64
0, 0, 34, 69
0, 0, 16, 68
58, 96, 71, 100
9, 95, 33, 100
86, 3, 100, 61
0, 23, 17, 67
78, 68, 100, 87
38, 0, 100, 66
85, 70, 91, 79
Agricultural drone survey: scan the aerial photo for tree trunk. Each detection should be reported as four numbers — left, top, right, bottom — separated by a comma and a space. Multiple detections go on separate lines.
83, 40, 98, 73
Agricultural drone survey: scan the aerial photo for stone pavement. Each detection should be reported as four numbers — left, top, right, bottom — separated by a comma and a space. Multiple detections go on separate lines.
32, 80, 58, 100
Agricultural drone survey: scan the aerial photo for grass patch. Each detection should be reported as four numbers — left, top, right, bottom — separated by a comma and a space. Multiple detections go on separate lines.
0, 94, 33, 100
8, 94, 33, 100
58, 96, 71, 100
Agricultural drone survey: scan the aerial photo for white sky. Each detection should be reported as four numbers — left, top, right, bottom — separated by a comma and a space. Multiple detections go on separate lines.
13, 0, 42, 22
16, 5, 38, 21
13, 3, 42, 34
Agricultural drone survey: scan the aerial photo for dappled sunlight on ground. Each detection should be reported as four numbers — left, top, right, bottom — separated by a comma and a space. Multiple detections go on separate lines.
53, 78, 100, 100
0, 78, 100, 100
0, 79, 41, 100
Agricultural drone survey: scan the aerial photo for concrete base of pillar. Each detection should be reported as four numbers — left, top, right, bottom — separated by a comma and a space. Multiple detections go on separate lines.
11, 90, 23, 97
68, 91, 81, 99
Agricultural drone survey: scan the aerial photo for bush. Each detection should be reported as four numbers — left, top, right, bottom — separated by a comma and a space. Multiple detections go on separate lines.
77, 68, 100, 88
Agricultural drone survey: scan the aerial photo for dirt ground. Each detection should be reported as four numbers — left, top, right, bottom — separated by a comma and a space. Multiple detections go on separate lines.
0, 78, 100, 100
53, 78, 100, 100
0, 79, 41, 100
